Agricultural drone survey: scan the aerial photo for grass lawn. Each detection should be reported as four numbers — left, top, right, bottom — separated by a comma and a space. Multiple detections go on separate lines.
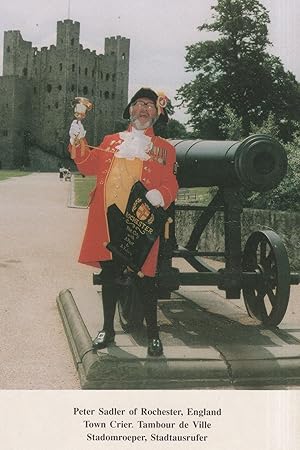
73, 174, 96, 207
0, 170, 31, 182
73, 174, 213, 207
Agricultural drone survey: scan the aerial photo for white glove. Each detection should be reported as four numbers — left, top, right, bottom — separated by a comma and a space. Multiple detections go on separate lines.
146, 189, 165, 207
69, 120, 86, 145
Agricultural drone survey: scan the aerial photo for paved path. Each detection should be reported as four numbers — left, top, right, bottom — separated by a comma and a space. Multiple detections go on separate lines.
0, 173, 94, 389
1, 173, 299, 389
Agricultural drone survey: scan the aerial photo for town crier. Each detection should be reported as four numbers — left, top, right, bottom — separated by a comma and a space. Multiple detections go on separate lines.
68, 87, 178, 357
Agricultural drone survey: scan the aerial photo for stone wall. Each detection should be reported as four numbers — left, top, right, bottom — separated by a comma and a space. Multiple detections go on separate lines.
175, 207, 300, 270
0, 19, 130, 169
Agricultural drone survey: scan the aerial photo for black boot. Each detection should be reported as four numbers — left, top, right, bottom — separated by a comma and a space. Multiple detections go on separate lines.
92, 329, 115, 349
137, 277, 164, 357
147, 337, 163, 357
92, 262, 119, 350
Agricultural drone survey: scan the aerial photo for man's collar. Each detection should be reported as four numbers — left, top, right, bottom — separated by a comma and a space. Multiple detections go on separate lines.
127, 124, 155, 137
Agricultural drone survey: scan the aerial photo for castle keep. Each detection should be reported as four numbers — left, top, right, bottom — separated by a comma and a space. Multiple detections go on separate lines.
0, 19, 130, 169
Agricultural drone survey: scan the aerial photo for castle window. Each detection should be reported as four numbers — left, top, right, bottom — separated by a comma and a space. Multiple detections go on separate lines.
104, 91, 109, 99
59, 63, 63, 71
6, 46, 10, 53
58, 85, 62, 91
23, 68, 28, 76
111, 51, 115, 55
85, 68, 88, 76
47, 105, 51, 110
55, 102, 59, 109
122, 53, 126, 60
112, 74, 116, 81
71, 38, 74, 46
83, 86, 88, 95
112, 92, 115, 99
92, 89, 94, 95
100, 72, 103, 80
72, 64, 75, 72
79, 67, 81, 74
47, 84, 52, 93
49, 65, 52, 72
33, 87, 37, 94
71, 84, 75, 91
106, 73, 110, 81
3, 130, 8, 137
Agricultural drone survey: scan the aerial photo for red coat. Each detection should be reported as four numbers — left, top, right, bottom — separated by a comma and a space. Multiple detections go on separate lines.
70, 126, 178, 276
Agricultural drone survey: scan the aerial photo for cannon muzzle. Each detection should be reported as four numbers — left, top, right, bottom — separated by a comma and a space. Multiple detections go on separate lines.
170, 134, 287, 192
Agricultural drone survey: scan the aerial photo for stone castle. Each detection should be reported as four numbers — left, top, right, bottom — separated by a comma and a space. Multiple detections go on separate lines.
0, 19, 130, 170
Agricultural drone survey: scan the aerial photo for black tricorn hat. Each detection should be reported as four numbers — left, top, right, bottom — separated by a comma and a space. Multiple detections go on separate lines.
123, 87, 169, 125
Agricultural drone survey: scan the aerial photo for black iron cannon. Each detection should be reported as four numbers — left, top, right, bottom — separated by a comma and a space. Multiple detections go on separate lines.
94, 134, 299, 328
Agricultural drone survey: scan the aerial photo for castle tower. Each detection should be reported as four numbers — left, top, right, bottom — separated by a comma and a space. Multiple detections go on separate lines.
3, 30, 33, 78
0, 19, 130, 169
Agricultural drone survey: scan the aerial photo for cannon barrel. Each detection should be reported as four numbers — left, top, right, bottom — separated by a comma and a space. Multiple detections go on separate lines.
170, 134, 287, 192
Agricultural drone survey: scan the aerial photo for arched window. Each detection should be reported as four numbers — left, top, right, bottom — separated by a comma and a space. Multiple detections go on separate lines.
55, 102, 59, 109
6, 46, 10, 53
72, 64, 75, 72
112, 74, 116, 81
71, 84, 75, 92
83, 86, 88, 95
59, 63, 63, 71
106, 73, 110, 81
47, 84, 52, 93
100, 72, 103, 80
23, 68, 28, 76
104, 91, 109, 99
71, 38, 74, 46
58, 85, 62, 91
85, 68, 88, 76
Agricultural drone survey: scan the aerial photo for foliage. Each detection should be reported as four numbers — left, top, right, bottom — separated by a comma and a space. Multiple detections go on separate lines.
154, 118, 187, 139
177, 0, 300, 141
244, 120, 300, 211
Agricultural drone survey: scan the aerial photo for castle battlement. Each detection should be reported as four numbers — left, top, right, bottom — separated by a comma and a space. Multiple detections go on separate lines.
0, 18, 130, 170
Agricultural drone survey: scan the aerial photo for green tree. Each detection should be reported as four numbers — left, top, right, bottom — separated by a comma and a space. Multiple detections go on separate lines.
177, 0, 300, 141
154, 118, 187, 139
246, 127, 300, 211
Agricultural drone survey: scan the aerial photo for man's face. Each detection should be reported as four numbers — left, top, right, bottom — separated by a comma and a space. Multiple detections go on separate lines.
129, 97, 158, 130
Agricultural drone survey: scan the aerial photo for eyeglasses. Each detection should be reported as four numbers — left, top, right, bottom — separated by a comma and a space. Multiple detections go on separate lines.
132, 100, 157, 111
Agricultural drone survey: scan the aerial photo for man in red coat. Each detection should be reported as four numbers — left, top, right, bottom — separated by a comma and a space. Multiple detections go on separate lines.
69, 87, 178, 356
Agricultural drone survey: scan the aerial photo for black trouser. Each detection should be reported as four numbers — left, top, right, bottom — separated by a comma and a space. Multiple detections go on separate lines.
100, 260, 159, 339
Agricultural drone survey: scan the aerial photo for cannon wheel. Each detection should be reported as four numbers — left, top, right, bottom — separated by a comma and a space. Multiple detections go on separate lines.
117, 283, 144, 333
242, 230, 290, 326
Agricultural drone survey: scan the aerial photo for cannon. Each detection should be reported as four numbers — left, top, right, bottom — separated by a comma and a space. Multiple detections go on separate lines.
94, 134, 299, 328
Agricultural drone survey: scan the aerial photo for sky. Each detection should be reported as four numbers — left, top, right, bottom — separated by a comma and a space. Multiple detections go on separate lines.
0, 0, 299, 125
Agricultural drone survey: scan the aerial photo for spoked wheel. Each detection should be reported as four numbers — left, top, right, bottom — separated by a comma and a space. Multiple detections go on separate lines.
242, 230, 290, 326
117, 282, 144, 333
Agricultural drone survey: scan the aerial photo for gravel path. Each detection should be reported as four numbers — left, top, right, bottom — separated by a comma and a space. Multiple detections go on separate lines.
0, 173, 95, 389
